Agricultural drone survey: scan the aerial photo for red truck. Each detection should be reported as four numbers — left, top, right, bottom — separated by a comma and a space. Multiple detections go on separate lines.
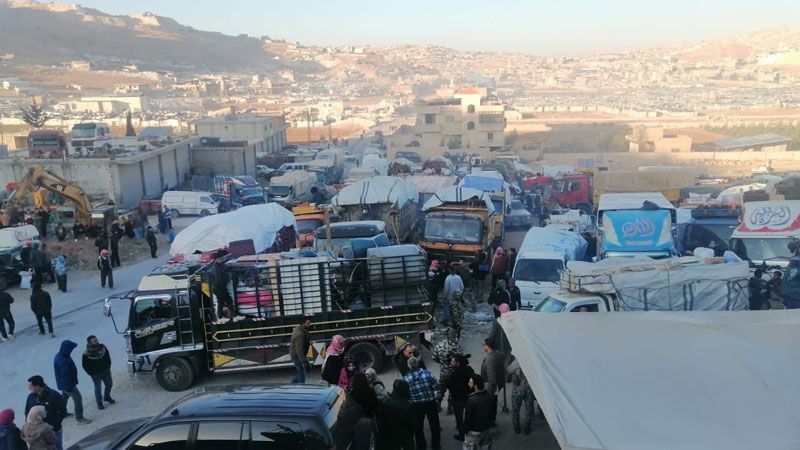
27, 130, 67, 159
525, 172, 593, 213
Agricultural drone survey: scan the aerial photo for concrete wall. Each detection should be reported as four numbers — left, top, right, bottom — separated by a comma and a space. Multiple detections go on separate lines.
117, 163, 143, 205
191, 145, 256, 177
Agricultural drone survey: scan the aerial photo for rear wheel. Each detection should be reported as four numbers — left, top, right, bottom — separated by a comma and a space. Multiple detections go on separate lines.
347, 342, 383, 372
169, 209, 180, 219
156, 357, 195, 391
200, 209, 211, 217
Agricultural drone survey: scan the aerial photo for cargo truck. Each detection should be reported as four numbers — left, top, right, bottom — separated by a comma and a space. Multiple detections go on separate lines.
730, 200, 800, 269
331, 176, 418, 243
596, 192, 677, 260
459, 172, 510, 246
266, 171, 317, 206
104, 249, 433, 391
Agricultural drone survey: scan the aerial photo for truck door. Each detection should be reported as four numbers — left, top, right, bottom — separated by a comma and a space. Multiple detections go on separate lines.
129, 295, 179, 355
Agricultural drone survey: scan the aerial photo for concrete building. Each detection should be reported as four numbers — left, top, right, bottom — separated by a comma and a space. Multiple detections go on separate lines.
411, 87, 507, 152
77, 93, 150, 113
193, 114, 287, 154
191, 138, 257, 177
626, 126, 693, 153
0, 138, 196, 208
55, 99, 130, 114
694, 133, 792, 152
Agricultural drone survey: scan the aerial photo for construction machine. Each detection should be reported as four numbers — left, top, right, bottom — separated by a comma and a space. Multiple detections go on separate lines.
2, 165, 93, 224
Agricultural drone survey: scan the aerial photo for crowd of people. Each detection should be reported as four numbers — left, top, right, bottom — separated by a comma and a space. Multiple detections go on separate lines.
0, 336, 115, 450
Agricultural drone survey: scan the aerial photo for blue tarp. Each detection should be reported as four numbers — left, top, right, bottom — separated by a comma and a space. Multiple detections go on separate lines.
602, 209, 674, 253
460, 174, 505, 193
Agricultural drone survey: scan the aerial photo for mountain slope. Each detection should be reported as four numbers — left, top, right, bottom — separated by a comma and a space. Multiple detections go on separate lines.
0, 0, 279, 71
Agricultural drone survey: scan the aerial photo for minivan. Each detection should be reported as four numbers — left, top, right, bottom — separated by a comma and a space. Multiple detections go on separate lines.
161, 191, 218, 218
67, 384, 363, 450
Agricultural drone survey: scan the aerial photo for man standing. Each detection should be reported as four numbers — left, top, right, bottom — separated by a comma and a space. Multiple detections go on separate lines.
30, 283, 54, 338
54, 255, 68, 293
506, 358, 535, 435
404, 356, 440, 450
488, 280, 510, 319
25, 375, 67, 450
463, 374, 498, 450
81, 335, 115, 410
53, 340, 90, 425
448, 354, 474, 442
145, 226, 158, 258
507, 279, 522, 311
376, 379, 416, 450
289, 318, 311, 383
442, 267, 464, 325
109, 221, 122, 268
480, 339, 506, 395
0, 289, 15, 342
393, 343, 425, 377
97, 249, 113, 289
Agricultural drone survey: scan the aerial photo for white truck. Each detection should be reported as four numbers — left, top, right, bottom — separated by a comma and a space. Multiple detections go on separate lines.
512, 227, 587, 309
266, 171, 316, 206
533, 256, 749, 313
730, 200, 800, 269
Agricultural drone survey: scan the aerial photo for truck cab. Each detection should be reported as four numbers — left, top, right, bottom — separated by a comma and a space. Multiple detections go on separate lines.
534, 290, 615, 313
596, 192, 677, 260
513, 249, 567, 309
70, 122, 111, 153
550, 172, 593, 213
27, 130, 67, 159
731, 200, 800, 269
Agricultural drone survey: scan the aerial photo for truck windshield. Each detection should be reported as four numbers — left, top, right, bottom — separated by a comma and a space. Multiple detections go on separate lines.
29, 137, 60, 147
132, 297, 175, 328
424, 217, 482, 244
732, 237, 794, 262
514, 259, 564, 283
698, 224, 737, 243
297, 218, 323, 233
269, 186, 292, 197
72, 128, 96, 138
240, 187, 263, 197
534, 297, 567, 313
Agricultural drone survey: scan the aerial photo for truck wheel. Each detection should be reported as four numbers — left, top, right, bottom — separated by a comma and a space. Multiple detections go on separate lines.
156, 357, 195, 391
200, 209, 211, 217
170, 209, 180, 219
348, 342, 383, 372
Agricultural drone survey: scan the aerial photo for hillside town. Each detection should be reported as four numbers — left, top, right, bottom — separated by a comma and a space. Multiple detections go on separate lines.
0, 1, 799, 450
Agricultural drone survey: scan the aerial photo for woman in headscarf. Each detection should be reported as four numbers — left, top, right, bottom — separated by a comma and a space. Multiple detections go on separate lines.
338, 355, 360, 391
364, 368, 389, 402
21, 406, 56, 450
490, 247, 509, 289
0, 408, 25, 450
321, 335, 346, 385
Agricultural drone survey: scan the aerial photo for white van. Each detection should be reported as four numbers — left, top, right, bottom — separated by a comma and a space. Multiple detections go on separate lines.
161, 191, 219, 218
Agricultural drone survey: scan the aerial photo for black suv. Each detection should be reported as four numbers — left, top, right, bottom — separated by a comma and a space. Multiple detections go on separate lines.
67, 384, 362, 450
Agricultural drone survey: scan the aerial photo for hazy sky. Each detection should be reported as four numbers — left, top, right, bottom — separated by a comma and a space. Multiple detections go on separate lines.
75, 0, 799, 55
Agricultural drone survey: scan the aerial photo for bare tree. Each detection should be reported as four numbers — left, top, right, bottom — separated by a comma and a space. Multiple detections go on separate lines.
19, 99, 49, 128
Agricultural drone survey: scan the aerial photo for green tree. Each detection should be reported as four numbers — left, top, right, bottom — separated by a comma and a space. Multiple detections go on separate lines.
19, 99, 49, 128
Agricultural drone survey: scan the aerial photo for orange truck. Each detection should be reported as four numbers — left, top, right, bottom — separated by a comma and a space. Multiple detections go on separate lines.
419, 186, 499, 262
292, 203, 327, 247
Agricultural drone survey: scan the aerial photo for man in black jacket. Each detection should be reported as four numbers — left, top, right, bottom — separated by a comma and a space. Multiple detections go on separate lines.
463, 374, 498, 449
393, 343, 426, 377
508, 278, 522, 311
447, 354, 474, 442
0, 289, 15, 341
97, 250, 113, 289
376, 379, 416, 450
25, 375, 67, 450
30, 283, 54, 337
81, 335, 115, 410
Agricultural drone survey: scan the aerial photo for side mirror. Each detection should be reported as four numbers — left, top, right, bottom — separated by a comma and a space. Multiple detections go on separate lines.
103, 298, 112, 317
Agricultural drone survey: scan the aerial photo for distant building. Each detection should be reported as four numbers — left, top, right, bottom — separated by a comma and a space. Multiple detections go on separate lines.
77, 93, 149, 112
191, 137, 257, 176
193, 114, 287, 154
411, 87, 507, 152
694, 133, 792, 152
626, 126, 692, 153
55, 99, 130, 114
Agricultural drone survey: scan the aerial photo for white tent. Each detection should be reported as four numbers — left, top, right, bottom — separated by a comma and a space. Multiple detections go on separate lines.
421, 186, 495, 214
500, 310, 800, 450
332, 176, 417, 208
170, 203, 296, 256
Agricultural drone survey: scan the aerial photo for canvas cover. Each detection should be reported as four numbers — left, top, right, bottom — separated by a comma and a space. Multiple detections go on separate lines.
499, 310, 800, 450
404, 175, 458, 194
170, 203, 296, 255
519, 227, 587, 262
332, 176, 417, 208
421, 186, 495, 214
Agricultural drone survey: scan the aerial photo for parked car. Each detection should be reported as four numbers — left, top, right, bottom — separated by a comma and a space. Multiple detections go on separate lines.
66, 384, 362, 450
506, 199, 533, 228
161, 191, 219, 218
256, 165, 275, 178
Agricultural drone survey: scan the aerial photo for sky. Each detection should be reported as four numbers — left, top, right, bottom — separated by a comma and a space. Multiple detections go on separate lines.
74, 0, 800, 56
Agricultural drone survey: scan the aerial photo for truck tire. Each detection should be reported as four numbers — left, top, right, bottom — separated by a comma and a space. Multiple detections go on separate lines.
348, 342, 383, 372
169, 209, 180, 219
156, 357, 195, 391
200, 209, 211, 217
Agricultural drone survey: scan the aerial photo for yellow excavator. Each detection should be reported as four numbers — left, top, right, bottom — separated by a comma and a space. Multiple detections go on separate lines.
2, 165, 93, 226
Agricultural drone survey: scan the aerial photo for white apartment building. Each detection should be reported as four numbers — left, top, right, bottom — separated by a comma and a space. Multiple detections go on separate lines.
193, 114, 288, 154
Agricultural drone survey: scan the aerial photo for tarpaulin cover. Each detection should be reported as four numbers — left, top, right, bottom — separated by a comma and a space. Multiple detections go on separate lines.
499, 310, 800, 450
170, 203, 296, 256
0, 225, 39, 249
421, 186, 495, 214
404, 175, 457, 194
519, 227, 587, 262
459, 173, 505, 192
332, 176, 418, 208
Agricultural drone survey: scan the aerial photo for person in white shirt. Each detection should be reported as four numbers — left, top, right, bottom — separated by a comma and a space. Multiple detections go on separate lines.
442, 267, 464, 325
576, 209, 592, 235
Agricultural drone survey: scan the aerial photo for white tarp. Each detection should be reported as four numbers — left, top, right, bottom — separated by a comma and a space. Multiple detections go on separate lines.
404, 175, 458, 194
0, 225, 39, 249
332, 176, 418, 208
716, 183, 766, 204
519, 227, 587, 262
170, 203, 296, 256
421, 186, 495, 214
499, 310, 800, 450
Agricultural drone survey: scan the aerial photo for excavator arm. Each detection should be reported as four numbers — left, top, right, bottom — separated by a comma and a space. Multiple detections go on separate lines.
4, 165, 93, 224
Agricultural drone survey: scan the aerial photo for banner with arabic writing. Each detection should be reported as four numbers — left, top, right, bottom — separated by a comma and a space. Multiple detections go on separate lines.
602, 209, 674, 253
